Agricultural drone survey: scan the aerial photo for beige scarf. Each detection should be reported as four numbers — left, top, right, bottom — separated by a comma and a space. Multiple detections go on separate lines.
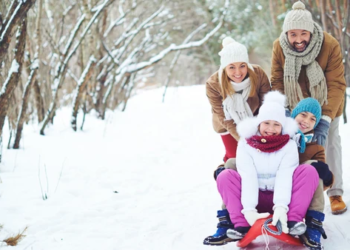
279, 23, 327, 109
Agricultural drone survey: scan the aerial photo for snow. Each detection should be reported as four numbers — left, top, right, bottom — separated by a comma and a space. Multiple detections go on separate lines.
1, 86, 350, 250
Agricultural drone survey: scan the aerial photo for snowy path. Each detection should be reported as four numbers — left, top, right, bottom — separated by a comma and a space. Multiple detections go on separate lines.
0, 86, 349, 250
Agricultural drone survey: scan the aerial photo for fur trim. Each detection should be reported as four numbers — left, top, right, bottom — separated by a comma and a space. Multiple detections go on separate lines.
237, 116, 298, 139
282, 117, 298, 137
237, 117, 259, 138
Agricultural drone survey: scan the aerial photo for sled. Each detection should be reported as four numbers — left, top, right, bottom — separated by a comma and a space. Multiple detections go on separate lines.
237, 215, 303, 248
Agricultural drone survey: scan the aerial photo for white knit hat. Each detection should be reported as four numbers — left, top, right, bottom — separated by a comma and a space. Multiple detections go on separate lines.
218, 37, 250, 70
237, 91, 298, 138
282, 1, 314, 33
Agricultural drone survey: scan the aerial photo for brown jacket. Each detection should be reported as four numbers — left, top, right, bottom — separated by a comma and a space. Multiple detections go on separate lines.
299, 132, 333, 190
206, 64, 271, 140
271, 32, 346, 119
299, 142, 325, 164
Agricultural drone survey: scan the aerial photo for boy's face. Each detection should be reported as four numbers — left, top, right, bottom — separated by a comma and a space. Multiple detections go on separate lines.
295, 112, 316, 133
259, 120, 282, 136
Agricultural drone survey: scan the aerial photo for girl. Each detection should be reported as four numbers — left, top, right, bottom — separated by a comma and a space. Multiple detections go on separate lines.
204, 37, 270, 245
216, 91, 319, 242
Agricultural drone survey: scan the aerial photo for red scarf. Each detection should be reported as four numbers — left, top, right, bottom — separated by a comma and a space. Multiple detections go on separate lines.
246, 134, 290, 153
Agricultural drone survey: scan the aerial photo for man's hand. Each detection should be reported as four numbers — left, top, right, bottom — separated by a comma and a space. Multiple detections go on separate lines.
312, 118, 330, 147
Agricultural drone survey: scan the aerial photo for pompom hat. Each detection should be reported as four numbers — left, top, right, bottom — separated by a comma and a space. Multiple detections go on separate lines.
237, 91, 298, 138
282, 1, 314, 33
218, 37, 253, 70
291, 97, 321, 128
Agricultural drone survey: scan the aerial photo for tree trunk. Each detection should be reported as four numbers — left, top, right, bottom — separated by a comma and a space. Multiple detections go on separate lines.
71, 56, 96, 131
0, 0, 35, 64
334, 0, 343, 46
0, 17, 27, 140
269, 0, 277, 28
319, 0, 328, 32
13, 69, 37, 149
40, 0, 113, 135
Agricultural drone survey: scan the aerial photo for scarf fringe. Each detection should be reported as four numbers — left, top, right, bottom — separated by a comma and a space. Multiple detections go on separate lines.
284, 76, 304, 109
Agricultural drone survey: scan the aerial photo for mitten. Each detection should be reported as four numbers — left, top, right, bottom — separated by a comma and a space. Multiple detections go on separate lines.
311, 161, 333, 187
272, 206, 288, 234
243, 210, 270, 226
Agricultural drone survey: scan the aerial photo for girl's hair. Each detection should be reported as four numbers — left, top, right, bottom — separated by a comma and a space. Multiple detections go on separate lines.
220, 63, 257, 99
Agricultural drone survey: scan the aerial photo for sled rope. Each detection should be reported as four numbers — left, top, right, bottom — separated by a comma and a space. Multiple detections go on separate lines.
261, 218, 282, 250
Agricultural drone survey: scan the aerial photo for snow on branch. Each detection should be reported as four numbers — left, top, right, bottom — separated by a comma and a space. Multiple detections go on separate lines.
162, 23, 207, 102
122, 17, 224, 74
0, 0, 35, 63
104, 0, 139, 37
115, 5, 165, 60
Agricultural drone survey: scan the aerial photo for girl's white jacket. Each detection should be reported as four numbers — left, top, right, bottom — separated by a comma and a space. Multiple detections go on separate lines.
236, 116, 299, 213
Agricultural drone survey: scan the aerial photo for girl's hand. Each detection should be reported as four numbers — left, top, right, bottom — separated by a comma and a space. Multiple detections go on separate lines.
272, 206, 288, 233
243, 210, 270, 226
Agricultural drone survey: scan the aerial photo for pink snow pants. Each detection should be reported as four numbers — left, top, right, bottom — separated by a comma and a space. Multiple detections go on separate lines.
217, 164, 319, 227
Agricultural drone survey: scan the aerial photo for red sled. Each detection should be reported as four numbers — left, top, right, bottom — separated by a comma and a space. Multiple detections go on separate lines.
237, 215, 303, 248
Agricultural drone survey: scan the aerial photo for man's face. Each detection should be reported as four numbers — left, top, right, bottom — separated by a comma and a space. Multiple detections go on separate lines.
287, 29, 311, 52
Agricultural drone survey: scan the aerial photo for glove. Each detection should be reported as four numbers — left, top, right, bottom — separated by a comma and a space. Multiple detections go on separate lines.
285, 109, 291, 117
272, 206, 288, 234
243, 210, 270, 226
312, 118, 330, 147
311, 161, 333, 186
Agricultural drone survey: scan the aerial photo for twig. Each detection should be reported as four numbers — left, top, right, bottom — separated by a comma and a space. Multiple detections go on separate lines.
54, 158, 66, 193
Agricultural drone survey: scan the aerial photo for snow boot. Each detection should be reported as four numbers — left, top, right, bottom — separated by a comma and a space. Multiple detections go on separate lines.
300, 210, 327, 250
203, 209, 235, 245
226, 226, 250, 240
288, 221, 307, 236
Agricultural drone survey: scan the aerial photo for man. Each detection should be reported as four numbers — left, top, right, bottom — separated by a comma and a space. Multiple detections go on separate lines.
271, 1, 346, 248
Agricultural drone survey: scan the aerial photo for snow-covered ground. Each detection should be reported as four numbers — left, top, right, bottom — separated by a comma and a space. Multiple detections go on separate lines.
0, 85, 350, 250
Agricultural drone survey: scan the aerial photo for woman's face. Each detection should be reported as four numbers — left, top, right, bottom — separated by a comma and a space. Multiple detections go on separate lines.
225, 62, 248, 83
259, 120, 282, 136
294, 112, 316, 133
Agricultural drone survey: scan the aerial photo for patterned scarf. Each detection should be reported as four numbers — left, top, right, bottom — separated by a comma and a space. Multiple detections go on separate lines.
279, 23, 327, 110
246, 134, 290, 153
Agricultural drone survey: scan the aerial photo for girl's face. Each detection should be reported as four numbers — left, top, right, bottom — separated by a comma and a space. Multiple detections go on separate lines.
259, 120, 282, 136
225, 62, 248, 83
294, 112, 316, 133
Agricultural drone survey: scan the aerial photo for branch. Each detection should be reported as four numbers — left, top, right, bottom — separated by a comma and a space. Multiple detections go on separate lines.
123, 17, 224, 74
162, 23, 207, 102
0, 0, 36, 63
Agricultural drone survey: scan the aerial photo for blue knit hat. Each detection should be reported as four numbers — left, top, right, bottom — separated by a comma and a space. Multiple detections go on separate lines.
291, 98, 321, 128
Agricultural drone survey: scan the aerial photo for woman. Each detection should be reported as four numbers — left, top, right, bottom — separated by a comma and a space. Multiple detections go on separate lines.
204, 37, 270, 245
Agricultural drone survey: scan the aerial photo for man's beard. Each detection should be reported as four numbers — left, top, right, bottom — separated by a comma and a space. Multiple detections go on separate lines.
292, 41, 309, 52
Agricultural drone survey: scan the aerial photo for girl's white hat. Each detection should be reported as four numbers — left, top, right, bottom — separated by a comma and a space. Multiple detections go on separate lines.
237, 91, 298, 138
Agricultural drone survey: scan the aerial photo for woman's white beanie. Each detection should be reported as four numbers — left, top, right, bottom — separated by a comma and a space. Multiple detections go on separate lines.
219, 37, 250, 70
283, 1, 314, 33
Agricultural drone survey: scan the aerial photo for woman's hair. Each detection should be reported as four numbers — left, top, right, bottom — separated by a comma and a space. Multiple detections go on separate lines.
220, 63, 257, 99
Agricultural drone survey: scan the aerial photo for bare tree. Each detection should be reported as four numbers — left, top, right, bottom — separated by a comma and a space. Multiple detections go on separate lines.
0, 16, 27, 141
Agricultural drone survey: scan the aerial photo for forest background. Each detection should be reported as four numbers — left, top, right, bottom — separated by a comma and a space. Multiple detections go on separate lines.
0, 0, 349, 162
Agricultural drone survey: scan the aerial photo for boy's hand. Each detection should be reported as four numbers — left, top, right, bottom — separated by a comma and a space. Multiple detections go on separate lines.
312, 118, 330, 146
